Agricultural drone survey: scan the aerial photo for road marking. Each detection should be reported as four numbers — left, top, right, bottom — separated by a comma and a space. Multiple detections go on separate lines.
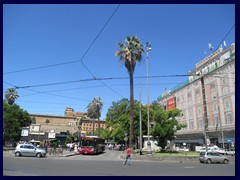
183, 166, 195, 168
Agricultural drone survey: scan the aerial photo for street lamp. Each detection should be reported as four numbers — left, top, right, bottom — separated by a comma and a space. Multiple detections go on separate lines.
146, 42, 152, 155
139, 81, 143, 155
124, 133, 128, 150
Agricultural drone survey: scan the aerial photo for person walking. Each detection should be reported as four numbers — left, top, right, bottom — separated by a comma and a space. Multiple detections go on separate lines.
123, 147, 132, 165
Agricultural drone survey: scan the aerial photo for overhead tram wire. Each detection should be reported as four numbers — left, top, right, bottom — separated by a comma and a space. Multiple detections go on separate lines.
3, 81, 91, 102
78, 4, 124, 98
3, 4, 121, 76
5, 5, 124, 98
215, 24, 235, 51
4, 73, 234, 90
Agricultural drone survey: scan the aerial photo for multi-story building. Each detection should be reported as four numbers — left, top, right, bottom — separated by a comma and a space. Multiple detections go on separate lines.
158, 44, 235, 151
30, 107, 107, 135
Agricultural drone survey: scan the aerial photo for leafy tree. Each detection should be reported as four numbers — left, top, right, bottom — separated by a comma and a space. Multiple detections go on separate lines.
73, 131, 80, 141
106, 98, 186, 149
4, 88, 19, 105
65, 135, 73, 144
150, 105, 186, 149
106, 98, 148, 145
86, 97, 103, 137
115, 36, 144, 148
3, 100, 33, 144
100, 128, 112, 142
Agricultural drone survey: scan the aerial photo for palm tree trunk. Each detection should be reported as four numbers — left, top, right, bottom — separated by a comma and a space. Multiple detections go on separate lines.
129, 69, 134, 148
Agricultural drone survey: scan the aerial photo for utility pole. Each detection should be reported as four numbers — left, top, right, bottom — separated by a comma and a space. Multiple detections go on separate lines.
201, 76, 208, 151
216, 93, 225, 149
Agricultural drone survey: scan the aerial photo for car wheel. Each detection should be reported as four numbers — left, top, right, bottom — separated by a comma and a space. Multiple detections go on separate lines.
36, 153, 42, 158
15, 152, 21, 157
207, 159, 211, 164
223, 159, 229, 164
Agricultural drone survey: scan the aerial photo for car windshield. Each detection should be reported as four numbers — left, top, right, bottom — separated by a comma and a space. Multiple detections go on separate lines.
200, 152, 205, 156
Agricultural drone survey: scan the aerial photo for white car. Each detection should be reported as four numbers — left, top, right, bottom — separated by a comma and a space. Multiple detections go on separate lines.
15, 144, 46, 158
226, 148, 235, 156
199, 146, 226, 155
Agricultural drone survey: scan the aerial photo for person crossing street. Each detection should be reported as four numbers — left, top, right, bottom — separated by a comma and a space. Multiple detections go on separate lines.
123, 147, 132, 165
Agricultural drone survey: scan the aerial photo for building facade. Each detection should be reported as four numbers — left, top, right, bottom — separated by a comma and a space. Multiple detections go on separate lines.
158, 44, 235, 151
30, 107, 107, 135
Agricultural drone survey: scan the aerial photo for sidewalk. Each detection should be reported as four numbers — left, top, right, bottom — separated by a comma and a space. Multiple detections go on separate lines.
3, 148, 79, 157
46, 149, 79, 157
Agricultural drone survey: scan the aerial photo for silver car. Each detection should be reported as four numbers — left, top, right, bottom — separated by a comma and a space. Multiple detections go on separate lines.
199, 151, 229, 164
15, 144, 46, 158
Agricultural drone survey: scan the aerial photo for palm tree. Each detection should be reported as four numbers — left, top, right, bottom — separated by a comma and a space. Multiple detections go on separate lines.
86, 97, 103, 137
115, 36, 144, 148
4, 88, 19, 105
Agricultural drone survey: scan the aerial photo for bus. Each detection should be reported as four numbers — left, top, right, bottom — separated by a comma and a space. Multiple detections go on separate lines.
78, 136, 105, 155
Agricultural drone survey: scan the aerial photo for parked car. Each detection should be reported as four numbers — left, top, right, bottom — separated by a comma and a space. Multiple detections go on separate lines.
215, 148, 226, 155
199, 151, 229, 164
15, 144, 46, 158
226, 148, 235, 156
199, 146, 226, 155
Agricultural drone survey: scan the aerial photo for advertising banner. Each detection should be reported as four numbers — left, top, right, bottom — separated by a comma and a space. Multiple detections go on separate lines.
167, 97, 176, 110
21, 128, 29, 137
48, 132, 56, 139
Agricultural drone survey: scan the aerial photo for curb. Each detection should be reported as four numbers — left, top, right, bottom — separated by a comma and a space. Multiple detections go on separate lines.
120, 154, 199, 162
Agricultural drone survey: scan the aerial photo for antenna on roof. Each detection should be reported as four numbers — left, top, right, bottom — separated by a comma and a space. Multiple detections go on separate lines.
208, 43, 213, 51
219, 44, 223, 49
223, 41, 227, 49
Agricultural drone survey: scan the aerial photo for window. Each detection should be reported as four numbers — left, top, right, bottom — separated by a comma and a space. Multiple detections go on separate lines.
181, 95, 185, 107
196, 89, 201, 104
226, 112, 232, 125
223, 87, 228, 95
210, 83, 216, 100
29, 145, 35, 149
187, 92, 192, 106
188, 108, 193, 117
177, 97, 180, 105
212, 102, 218, 112
225, 100, 231, 110
210, 83, 215, 90
214, 115, 219, 127
189, 119, 194, 129
222, 78, 226, 86
198, 106, 202, 117
198, 118, 203, 129
182, 109, 186, 119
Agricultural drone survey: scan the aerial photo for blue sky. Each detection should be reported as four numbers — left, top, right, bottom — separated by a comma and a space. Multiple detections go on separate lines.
3, 4, 235, 119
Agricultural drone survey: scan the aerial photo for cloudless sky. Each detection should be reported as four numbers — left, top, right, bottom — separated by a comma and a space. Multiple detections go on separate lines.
3, 4, 235, 119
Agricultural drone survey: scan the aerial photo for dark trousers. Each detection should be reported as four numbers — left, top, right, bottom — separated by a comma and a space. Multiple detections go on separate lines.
123, 155, 131, 165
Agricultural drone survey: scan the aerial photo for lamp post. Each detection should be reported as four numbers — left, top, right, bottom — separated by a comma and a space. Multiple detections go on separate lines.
139, 81, 143, 155
146, 42, 152, 155
124, 133, 128, 150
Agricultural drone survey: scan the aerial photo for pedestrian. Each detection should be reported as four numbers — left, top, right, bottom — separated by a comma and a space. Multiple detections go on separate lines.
123, 147, 132, 165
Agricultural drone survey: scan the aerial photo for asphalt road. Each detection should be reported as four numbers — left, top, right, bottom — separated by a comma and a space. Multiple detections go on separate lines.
3, 148, 235, 176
